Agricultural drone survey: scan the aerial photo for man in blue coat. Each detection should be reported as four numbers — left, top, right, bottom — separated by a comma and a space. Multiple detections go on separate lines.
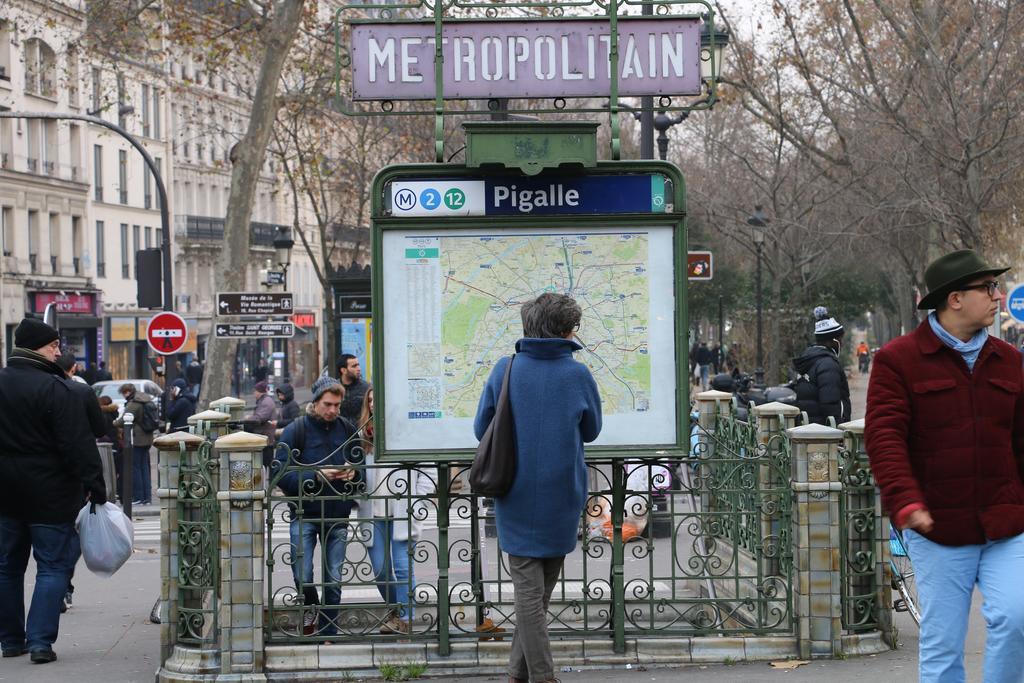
273, 374, 361, 637
474, 293, 602, 683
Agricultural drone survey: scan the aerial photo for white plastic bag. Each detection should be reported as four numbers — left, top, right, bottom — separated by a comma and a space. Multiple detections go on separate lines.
75, 502, 134, 577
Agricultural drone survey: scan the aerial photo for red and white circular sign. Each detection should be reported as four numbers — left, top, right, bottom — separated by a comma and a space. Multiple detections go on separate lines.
146, 312, 188, 355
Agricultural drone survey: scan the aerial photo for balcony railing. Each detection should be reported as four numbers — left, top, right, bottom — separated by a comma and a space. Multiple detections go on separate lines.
181, 215, 286, 247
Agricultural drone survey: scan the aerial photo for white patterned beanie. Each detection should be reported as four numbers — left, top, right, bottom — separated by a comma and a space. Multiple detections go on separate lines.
813, 306, 843, 338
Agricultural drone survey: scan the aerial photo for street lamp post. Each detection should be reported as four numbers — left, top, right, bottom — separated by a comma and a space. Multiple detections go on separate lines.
273, 226, 294, 384
747, 205, 769, 386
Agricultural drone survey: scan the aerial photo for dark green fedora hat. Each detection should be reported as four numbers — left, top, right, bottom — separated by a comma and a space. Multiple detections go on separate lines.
917, 249, 1009, 310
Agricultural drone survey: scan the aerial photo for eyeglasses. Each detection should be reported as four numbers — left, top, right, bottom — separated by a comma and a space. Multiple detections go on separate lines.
959, 280, 1000, 298
573, 322, 581, 332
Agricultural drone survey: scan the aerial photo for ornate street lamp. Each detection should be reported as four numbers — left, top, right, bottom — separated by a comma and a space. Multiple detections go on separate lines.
747, 205, 769, 386
700, 19, 731, 85
272, 225, 295, 383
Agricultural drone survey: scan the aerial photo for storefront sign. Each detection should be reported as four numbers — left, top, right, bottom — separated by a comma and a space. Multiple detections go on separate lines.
687, 251, 713, 280
339, 295, 372, 316
351, 18, 701, 100
33, 292, 96, 315
292, 312, 317, 328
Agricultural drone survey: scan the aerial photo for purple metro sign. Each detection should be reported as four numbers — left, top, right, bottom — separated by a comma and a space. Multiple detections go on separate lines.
350, 18, 702, 101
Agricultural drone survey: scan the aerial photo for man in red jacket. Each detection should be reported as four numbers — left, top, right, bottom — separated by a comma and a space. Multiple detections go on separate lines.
866, 249, 1024, 682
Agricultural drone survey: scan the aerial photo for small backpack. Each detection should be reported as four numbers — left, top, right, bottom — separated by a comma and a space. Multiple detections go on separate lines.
138, 400, 161, 433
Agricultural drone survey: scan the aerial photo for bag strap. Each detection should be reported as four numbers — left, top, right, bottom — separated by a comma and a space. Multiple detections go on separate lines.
497, 354, 515, 405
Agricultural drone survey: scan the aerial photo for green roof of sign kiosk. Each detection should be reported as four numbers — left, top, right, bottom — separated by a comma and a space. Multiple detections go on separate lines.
464, 122, 599, 175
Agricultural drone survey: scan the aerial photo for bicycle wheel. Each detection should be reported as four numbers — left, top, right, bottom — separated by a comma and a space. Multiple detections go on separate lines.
890, 530, 921, 626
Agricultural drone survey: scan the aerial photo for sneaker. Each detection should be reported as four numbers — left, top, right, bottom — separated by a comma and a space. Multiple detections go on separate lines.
379, 614, 410, 635
302, 611, 316, 636
64, 591, 73, 610
29, 648, 56, 664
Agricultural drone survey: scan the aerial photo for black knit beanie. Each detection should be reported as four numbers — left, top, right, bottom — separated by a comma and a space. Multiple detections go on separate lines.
14, 318, 59, 350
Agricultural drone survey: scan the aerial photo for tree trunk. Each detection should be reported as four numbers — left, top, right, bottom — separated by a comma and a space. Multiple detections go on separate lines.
199, 0, 307, 407
323, 281, 339, 378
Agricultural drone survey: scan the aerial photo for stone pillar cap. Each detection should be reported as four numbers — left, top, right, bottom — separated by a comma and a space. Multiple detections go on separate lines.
786, 422, 845, 441
209, 396, 246, 408
694, 390, 733, 401
838, 418, 864, 433
214, 431, 268, 450
153, 431, 206, 450
188, 410, 232, 424
752, 401, 801, 416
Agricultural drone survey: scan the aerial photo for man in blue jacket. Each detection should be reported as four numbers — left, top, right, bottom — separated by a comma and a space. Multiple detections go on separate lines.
474, 293, 602, 683
273, 374, 361, 638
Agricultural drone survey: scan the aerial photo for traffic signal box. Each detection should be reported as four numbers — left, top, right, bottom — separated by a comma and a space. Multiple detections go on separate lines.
370, 122, 689, 463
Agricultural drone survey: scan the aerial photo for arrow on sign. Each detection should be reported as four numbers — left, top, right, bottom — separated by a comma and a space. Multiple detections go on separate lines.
219, 301, 230, 310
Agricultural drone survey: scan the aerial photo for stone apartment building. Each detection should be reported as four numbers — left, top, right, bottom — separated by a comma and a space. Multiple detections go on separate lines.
0, 1, 324, 385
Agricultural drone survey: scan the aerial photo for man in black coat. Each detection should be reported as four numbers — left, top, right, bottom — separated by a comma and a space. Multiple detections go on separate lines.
792, 307, 851, 425
0, 319, 106, 664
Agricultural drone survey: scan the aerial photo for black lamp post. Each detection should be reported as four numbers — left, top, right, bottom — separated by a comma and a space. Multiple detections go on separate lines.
747, 205, 769, 386
273, 226, 294, 384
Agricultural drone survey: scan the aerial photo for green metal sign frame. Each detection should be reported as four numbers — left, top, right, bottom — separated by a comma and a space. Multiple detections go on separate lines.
370, 155, 688, 463
334, 0, 721, 162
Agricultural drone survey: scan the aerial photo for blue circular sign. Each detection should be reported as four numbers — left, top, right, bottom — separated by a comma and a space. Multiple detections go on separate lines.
1008, 284, 1024, 323
419, 188, 441, 211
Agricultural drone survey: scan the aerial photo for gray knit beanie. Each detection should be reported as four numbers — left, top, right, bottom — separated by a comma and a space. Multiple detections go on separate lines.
311, 372, 343, 402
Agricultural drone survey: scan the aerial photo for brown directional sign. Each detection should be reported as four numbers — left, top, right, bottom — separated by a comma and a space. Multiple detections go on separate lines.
216, 292, 294, 316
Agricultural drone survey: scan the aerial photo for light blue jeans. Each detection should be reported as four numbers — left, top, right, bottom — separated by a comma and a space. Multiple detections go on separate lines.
368, 519, 413, 619
903, 529, 1024, 683
289, 519, 348, 636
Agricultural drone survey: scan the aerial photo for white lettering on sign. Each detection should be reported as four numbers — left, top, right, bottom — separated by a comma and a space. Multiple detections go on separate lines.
351, 19, 702, 100
151, 329, 184, 338
493, 184, 580, 214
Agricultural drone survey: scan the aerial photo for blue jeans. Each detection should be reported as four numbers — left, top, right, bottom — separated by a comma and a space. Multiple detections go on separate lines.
903, 529, 1024, 683
290, 519, 348, 636
368, 520, 414, 619
132, 446, 151, 503
0, 516, 80, 652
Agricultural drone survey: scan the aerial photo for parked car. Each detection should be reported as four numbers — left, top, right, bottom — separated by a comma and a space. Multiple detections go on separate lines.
93, 379, 164, 416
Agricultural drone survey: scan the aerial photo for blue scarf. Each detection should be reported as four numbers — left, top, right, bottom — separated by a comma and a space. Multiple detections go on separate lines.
928, 312, 988, 371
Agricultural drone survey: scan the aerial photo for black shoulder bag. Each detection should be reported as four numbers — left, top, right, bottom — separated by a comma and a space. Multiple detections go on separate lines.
469, 355, 516, 497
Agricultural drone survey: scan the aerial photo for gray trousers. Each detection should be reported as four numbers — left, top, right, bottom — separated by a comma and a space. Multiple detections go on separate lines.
507, 554, 564, 682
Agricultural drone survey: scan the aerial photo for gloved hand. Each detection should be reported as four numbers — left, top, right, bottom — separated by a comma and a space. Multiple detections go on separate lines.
88, 484, 108, 507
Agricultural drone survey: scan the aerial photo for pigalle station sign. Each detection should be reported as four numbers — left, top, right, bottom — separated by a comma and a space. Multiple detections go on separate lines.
350, 18, 702, 100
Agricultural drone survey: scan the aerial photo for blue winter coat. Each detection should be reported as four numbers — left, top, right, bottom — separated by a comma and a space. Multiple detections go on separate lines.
473, 338, 602, 558
274, 412, 361, 520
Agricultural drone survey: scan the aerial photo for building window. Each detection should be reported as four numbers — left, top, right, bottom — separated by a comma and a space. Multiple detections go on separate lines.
91, 67, 102, 113
67, 49, 80, 107
133, 225, 140, 262
118, 150, 127, 204
141, 84, 150, 137
152, 88, 161, 138
1, 206, 13, 257
72, 216, 82, 274
143, 163, 152, 209
49, 213, 59, 274
154, 157, 163, 209
120, 223, 129, 278
117, 73, 127, 128
145, 225, 152, 249
93, 144, 103, 201
96, 220, 105, 277
0, 21, 12, 82
28, 210, 38, 273
24, 38, 56, 98
155, 226, 162, 248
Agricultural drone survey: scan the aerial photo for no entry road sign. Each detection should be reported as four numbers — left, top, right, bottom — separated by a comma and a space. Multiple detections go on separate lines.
214, 322, 295, 339
146, 312, 188, 355
217, 292, 294, 316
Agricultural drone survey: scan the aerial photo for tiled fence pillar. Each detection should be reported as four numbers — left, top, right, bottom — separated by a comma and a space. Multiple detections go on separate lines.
154, 431, 207, 663
215, 431, 269, 678
188, 409, 232, 440
210, 396, 248, 423
694, 389, 732, 434
787, 423, 845, 659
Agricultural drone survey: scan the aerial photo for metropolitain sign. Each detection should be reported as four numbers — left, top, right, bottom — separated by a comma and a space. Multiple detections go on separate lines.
350, 18, 702, 100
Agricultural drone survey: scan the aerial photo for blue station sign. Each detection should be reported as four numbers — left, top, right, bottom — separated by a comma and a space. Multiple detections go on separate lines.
1007, 283, 1024, 323
390, 175, 666, 217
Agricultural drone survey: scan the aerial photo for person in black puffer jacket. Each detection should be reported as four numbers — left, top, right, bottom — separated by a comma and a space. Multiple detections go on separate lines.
791, 307, 851, 426
167, 378, 197, 432
275, 383, 300, 431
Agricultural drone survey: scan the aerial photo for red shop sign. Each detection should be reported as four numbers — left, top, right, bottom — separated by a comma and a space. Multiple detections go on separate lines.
292, 312, 316, 328
33, 292, 96, 314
